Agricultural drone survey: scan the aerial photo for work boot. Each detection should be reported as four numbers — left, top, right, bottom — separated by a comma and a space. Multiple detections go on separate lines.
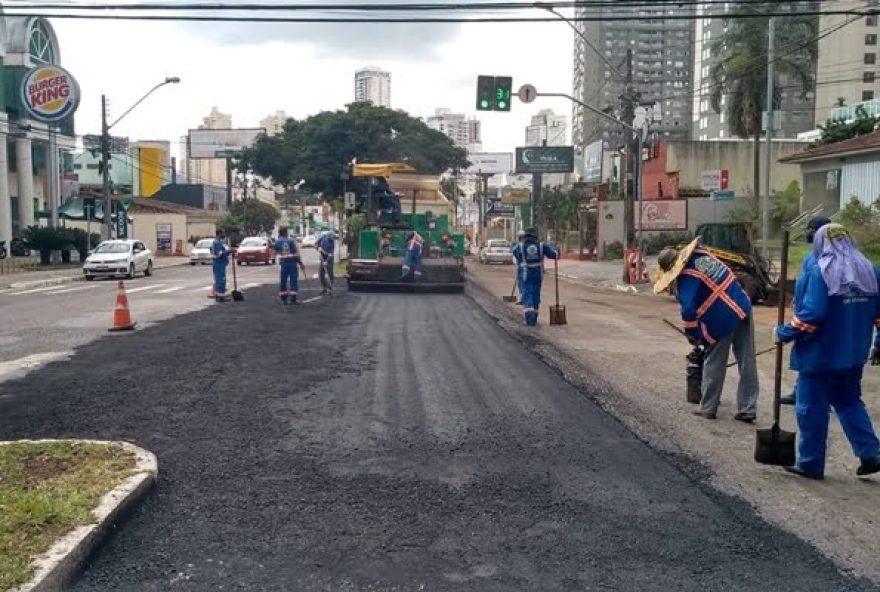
780, 394, 795, 405
857, 457, 880, 477
784, 466, 824, 480
734, 412, 756, 424
691, 409, 717, 420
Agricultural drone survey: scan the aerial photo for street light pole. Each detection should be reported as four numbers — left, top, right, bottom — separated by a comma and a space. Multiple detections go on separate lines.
762, 16, 776, 260
101, 77, 180, 241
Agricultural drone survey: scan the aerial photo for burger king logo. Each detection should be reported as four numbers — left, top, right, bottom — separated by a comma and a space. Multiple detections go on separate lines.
20, 66, 80, 123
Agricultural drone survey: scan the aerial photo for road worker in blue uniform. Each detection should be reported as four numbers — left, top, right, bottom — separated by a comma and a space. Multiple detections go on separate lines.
210, 229, 230, 303
655, 238, 759, 422
401, 231, 424, 281
781, 215, 832, 406
511, 230, 526, 305
518, 228, 559, 326
776, 223, 880, 479
275, 227, 305, 305
316, 231, 336, 295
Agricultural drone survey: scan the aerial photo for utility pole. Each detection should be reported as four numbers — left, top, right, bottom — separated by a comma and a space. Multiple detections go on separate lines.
762, 16, 775, 260
225, 158, 233, 208
171, 156, 177, 185
101, 95, 112, 241
621, 49, 638, 281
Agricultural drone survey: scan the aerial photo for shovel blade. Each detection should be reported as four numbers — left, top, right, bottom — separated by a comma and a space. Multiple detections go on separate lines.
232, 291, 244, 302
549, 305, 567, 326
755, 424, 796, 467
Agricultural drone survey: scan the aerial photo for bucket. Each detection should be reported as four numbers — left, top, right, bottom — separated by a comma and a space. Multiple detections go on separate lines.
685, 347, 703, 404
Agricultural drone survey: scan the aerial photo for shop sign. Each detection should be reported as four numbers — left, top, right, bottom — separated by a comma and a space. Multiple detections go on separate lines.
20, 65, 81, 123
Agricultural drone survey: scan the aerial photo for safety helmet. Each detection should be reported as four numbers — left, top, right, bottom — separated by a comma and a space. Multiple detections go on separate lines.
523, 227, 538, 239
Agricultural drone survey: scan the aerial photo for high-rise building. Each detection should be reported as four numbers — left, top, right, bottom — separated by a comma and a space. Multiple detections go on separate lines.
572, 5, 695, 153
182, 106, 233, 188
260, 111, 288, 136
426, 108, 482, 152
526, 109, 568, 147
692, 3, 817, 140
354, 66, 391, 107
815, 0, 880, 125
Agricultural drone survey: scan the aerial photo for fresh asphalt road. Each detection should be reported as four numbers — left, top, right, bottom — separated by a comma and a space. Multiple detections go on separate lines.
0, 250, 325, 379
0, 284, 876, 591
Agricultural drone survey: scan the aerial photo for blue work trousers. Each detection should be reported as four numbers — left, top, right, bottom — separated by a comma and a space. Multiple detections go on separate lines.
516, 267, 523, 301
520, 278, 543, 325
796, 367, 880, 476
212, 262, 227, 300
279, 263, 299, 303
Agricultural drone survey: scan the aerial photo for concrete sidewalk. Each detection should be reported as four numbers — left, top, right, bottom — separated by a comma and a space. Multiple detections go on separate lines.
467, 263, 880, 584
0, 256, 191, 290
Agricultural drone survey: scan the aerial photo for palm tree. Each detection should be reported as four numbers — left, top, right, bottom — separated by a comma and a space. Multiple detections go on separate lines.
710, 3, 817, 204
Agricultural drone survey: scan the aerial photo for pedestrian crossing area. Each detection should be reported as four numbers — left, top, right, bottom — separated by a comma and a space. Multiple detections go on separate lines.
0, 277, 270, 299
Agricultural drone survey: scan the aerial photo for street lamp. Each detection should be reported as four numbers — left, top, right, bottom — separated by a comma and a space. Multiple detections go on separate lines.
101, 76, 180, 240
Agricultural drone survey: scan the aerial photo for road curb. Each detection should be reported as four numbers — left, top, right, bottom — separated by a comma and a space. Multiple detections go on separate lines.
3, 439, 158, 592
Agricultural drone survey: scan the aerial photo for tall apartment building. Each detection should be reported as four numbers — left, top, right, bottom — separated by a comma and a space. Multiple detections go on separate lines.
181, 106, 233, 187
815, 0, 880, 125
426, 108, 482, 152
354, 66, 391, 107
572, 4, 695, 153
260, 111, 288, 136
526, 109, 568, 146
692, 2, 818, 140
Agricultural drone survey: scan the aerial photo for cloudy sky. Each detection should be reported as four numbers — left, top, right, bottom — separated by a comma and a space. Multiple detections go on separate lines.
51, 8, 574, 161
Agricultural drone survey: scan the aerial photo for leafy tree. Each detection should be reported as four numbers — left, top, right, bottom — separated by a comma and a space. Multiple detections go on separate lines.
241, 103, 469, 199
228, 199, 281, 236
815, 105, 880, 146
344, 214, 368, 257
537, 186, 580, 233
710, 4, 817, 200
770, 180, 802, 230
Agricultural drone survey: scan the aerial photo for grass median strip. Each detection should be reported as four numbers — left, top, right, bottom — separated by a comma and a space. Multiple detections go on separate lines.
0, 441, 136, 591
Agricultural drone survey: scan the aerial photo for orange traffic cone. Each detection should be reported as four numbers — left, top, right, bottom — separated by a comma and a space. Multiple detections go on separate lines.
109, 280, 137, 332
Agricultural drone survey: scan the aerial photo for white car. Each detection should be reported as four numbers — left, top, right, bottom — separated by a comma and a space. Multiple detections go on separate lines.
301, 234, 318, 248
190, 239, 215, 265
83, 240, 153, 280
479, 239, 513, 265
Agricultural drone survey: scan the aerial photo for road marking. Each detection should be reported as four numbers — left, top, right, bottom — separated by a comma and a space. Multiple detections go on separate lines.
155, 286, 184, 294
242, 283, 261, 289
125, 284, 167, 294
7, 285, 73, 296
302, 295, 323, 304
44, 285, 100, 295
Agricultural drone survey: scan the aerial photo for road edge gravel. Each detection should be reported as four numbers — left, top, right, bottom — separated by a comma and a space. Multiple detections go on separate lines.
3, 439, 158, 592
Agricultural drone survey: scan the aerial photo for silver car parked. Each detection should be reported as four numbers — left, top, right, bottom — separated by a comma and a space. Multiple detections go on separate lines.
479, 239, 514, 265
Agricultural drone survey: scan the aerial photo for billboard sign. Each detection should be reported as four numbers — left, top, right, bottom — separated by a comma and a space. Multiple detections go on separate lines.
21, 65, 80, 123
187, 128, 265, 159
156, 223, 173, 253
584, 140, 604, 183
465, 152, 513, 175
634, 199, 688, 231
515, 146, 575, 174
501, 187, 530, 205
486, 201, 515, 216
700, 169, 729, 192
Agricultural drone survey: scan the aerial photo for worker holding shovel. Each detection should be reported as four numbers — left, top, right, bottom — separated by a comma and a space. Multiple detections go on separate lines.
275, 227, 305, 305
518, 228, 559, 326
655, 238, 759, 422
316, 231, 337, 295
775, 224, 880, 479
511, 230, 526, 304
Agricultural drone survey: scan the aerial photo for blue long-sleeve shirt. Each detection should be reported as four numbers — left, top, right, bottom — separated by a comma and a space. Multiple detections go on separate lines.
211, 239, 229, 266
777, 263, 880, 373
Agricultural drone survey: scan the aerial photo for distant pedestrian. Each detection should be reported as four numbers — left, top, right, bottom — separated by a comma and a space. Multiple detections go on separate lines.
518, 228, 559, 326
401, 231, 424, 281
316, 231, 337, 295
511, 230, 526, 305
210, 229, 230, 303
275, 227, 305, 305
776, 224, 880, 479
781, 216, 832, 406
655, 238, 759, 422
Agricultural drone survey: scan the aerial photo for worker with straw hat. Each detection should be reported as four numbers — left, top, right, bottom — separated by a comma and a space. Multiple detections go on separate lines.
655, 238, 759, 422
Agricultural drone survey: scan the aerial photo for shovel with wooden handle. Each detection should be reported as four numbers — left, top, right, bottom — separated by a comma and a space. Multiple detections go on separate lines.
503, 274, 518, 302
231, 249, 244, 302
755, 230, 796, 467
549, 257, 567, 325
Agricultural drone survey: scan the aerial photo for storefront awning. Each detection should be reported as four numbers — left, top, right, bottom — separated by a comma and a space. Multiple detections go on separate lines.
352, 163, 416, 178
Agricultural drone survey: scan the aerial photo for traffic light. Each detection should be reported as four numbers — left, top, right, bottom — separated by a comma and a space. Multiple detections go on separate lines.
476, 75, 494, 111
494, 76, 512, 111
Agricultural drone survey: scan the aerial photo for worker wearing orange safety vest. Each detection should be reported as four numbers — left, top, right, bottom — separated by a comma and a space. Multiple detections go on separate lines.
655, 238, 759, 422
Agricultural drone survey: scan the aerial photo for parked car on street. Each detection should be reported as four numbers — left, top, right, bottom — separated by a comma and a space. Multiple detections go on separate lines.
83, 240, 153, 280
236, 236, 275, 266
189, 239, 216, 265
301, 234, 318, 248
479, 239, 513, 265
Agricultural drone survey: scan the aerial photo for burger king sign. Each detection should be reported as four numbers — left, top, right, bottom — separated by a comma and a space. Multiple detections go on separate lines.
20, 65, 80, 123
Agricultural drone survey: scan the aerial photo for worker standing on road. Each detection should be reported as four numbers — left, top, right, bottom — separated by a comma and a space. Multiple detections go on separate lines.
210, 229, 230, 303
781, 216, 832, 406
655, 238, 759, 422
316, 231, 336, 295
518, 228, 559, 326
401, 231, 424, 282
511, 230, 526, 305
275, 227, 305, 305
775, 224, 880, 479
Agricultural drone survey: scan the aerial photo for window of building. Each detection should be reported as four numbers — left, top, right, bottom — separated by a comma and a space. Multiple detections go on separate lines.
720, 130, 726, 138
86, 164, 99, 170
866, 53, 877, 64
867, 34, 878, 46
864, 90, 876, 101
73, 163, 82, 170
865, 71, 877, 83
28, 19, 57, 65
868, 15, 878, 26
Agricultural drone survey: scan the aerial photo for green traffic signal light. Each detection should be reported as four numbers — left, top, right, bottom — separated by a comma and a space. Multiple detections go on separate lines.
476, 75, 494, 111
494, 76, 512, 112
